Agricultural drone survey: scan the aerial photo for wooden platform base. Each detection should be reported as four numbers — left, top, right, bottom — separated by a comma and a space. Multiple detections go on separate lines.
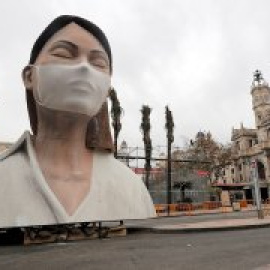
23, 223, 127, 245
0, 223, 126, 245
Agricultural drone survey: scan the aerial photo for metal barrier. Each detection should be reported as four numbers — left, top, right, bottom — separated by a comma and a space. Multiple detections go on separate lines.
155, 201, 222, 216
262, 199, 270, 216
154, 199, 270, 217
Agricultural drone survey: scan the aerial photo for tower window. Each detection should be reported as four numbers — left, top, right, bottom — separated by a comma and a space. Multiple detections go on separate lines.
263, 94, 269, 102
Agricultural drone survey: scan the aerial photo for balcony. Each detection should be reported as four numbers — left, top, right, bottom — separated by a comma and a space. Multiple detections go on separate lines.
261, 141, 270, 150
232, 144, 264, 158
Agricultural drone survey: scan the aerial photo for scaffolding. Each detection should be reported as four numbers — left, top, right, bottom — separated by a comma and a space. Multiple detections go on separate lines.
117, 145, 214, 205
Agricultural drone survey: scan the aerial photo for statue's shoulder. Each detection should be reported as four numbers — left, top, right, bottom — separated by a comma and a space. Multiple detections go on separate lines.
91, 152, 156, 218
0, 132, 31, 191
0, 131, 29, 163
96, 152, 141, 181
94, 152, 152, 197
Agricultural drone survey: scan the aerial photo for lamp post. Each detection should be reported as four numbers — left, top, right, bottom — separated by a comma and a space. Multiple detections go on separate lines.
251, 159, 264, 219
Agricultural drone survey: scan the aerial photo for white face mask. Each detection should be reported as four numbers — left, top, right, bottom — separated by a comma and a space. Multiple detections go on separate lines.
32, 62, 111, 117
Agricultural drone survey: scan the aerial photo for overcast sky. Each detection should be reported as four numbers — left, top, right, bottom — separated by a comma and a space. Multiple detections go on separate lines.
1, 0, 270, 149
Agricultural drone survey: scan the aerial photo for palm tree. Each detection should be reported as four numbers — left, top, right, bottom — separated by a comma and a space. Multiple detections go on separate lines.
109, 88, 122, 158
140, 105, 152, 189
165, 106, 174, 214
173, 181, 193, 202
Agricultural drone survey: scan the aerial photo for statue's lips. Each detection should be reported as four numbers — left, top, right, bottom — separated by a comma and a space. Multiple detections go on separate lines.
69, 81, 95, 92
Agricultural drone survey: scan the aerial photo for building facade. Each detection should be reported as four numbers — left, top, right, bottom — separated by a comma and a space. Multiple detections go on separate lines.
213, 71, 270, 203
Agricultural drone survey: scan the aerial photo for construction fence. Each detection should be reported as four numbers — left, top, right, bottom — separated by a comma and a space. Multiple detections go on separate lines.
154, 199, 270, 217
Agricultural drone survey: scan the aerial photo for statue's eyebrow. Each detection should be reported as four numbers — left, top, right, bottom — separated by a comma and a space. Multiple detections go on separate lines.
90, 50, 109, 63
49, 40, 78, 52
48, 40, 109, 65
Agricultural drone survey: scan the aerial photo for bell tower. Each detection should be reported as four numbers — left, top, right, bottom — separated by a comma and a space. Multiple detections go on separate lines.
251, 70, 270, 142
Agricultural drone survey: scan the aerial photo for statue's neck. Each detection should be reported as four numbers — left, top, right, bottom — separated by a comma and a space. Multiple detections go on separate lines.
34, 105, 92, 169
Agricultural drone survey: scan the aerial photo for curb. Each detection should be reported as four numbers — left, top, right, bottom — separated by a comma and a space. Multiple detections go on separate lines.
127, 222, 270, 234
155, 209, 257, 219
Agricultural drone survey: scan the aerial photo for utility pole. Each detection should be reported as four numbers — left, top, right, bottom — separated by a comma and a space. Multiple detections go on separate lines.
251, 159, 264, 219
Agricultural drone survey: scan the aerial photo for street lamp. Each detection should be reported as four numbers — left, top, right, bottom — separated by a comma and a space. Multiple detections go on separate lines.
251, 159, 264, 219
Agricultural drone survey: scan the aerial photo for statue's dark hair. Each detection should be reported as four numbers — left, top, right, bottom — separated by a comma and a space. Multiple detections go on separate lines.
29, 15, 112, 70
26, 15, 113, 152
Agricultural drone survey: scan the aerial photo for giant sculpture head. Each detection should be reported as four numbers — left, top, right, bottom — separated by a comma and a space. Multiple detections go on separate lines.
22, 15, 113, 151
0, 15, 156, 230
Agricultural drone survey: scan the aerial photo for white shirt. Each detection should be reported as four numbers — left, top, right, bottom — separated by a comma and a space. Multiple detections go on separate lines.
0, 131, 156, 228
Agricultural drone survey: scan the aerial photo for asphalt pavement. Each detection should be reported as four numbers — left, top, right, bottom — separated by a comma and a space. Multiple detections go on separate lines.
1, 227, 270, 270
1, 211, 270, 269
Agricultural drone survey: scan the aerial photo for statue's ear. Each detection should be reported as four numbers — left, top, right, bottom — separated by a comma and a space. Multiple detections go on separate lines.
22, 65, 34, 91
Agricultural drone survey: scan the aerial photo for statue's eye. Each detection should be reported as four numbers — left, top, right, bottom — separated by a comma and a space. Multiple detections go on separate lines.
51, 47, 73, 58
91, 58, 108, 69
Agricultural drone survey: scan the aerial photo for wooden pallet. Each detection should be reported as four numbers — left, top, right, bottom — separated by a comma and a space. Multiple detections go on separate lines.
20, 223, 126, 245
